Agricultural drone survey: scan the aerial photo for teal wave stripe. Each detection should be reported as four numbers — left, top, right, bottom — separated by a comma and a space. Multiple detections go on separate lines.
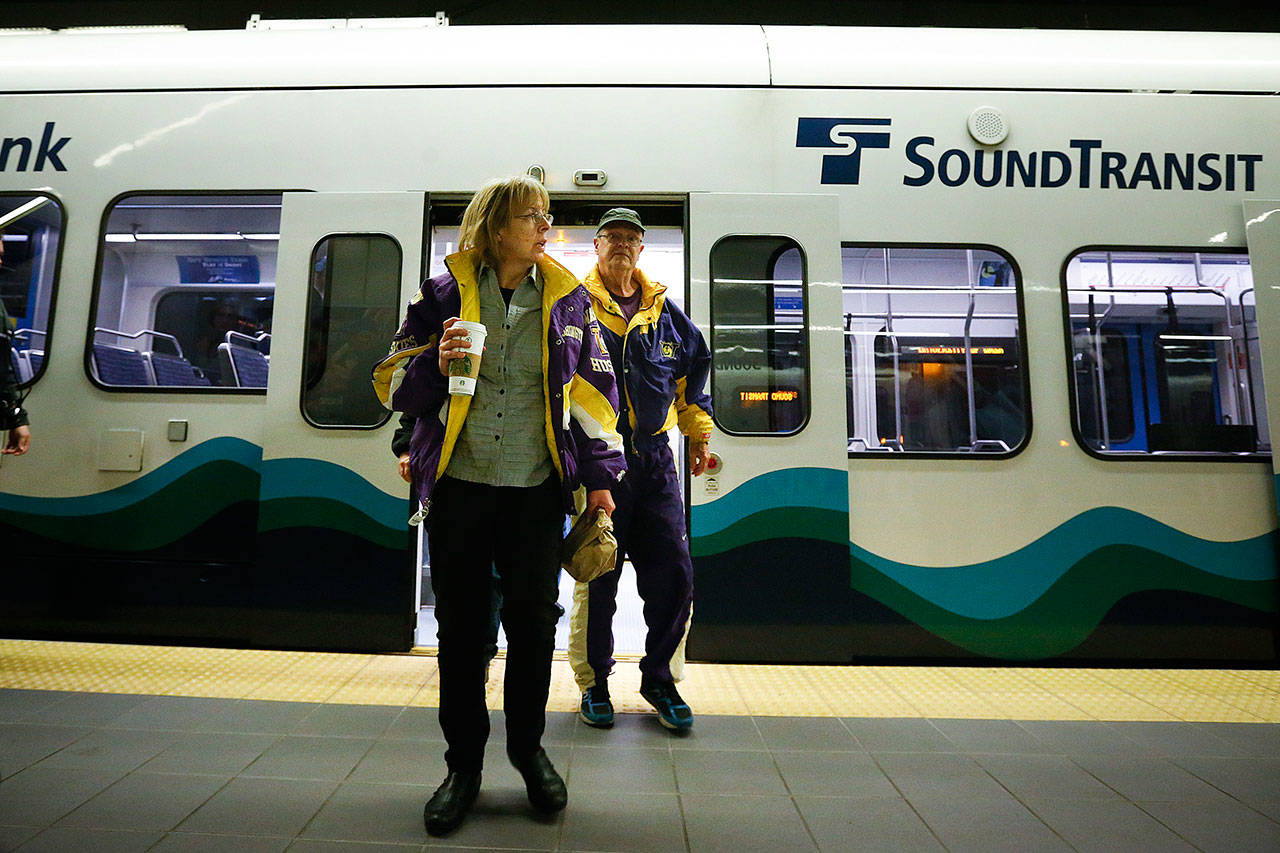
854, 507, 1278, 621
0, 436, 260, 516
260, 457, 407, 531
691, 467, 849, 537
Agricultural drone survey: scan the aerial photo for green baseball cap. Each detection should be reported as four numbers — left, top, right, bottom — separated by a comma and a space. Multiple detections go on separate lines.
595, 207, 644, 234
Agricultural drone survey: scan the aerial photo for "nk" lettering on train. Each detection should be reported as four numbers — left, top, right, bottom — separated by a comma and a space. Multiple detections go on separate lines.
0, 123, 71, 172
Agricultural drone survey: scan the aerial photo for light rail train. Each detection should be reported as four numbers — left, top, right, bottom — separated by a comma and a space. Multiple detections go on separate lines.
1, 19, 1278, 661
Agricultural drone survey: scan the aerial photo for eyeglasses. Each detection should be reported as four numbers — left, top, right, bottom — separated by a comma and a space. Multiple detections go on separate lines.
514, 211, 553, 226
599, 233, 642, 248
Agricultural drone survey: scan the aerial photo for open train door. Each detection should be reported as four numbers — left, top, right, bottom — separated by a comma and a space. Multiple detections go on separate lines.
1243, 199, 1280, 607
686, 193, 852, 662
253, 191, 425, 650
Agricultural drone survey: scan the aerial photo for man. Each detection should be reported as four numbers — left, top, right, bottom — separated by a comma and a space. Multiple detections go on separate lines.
0, 232, 32, 458
568, 208, 713, 731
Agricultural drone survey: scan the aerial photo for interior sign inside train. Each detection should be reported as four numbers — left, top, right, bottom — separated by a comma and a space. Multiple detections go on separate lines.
1, 21, 1278, 666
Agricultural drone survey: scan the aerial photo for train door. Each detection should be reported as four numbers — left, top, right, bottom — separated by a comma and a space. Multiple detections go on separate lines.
256, 191, 425, 650
685, 193, 851, 661
1244, 199, 1280, 530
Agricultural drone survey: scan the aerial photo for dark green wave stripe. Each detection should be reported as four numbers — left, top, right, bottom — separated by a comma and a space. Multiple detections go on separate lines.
853, 544, 1277, 659
258, 497, 406, 551
0, 460, 258, 551
0, 437, 260, 516
691, 507, 849, 558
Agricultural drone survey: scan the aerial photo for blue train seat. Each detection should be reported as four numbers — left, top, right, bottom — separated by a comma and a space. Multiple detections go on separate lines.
217, 342, 269, 388
146, 351, 211, 387
92, 343, 153, 386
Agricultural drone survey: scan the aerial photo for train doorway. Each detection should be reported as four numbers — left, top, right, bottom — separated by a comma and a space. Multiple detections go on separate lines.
684, 193, 850, 662
1243, 199, 1280, 538
265, 191, 426, 649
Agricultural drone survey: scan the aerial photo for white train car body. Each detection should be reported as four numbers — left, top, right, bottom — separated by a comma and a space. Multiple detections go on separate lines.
1, 23, 1277, 658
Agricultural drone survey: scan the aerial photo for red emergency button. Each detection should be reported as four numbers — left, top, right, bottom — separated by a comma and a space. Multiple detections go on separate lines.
705, 452, 722, 474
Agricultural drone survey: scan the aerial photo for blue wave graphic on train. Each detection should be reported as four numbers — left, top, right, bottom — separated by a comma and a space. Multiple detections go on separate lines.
694, 468, 1279, 620
0, 437, 405, 529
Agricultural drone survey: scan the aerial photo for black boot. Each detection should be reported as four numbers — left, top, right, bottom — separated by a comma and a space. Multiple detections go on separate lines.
508, 748, 567, 813
423, 770, 481, 836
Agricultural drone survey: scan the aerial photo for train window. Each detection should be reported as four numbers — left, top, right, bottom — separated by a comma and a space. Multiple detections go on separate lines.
301, 234, 400, 428
843, 246, 1028, 455
1064, 249, 1269, 457
709, 236, 809, 435
90, 193, 281, 391
1, 193, 64, 388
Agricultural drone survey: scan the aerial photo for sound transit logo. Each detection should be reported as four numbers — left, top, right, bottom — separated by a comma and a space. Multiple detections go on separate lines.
795, 118, 892, 185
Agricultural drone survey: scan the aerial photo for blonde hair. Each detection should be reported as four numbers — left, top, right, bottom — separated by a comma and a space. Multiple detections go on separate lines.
459, 176, 550, 267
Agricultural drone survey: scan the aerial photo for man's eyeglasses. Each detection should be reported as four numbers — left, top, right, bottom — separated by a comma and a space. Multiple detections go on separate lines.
515, 211, 553, 226
599, 233, 642, 248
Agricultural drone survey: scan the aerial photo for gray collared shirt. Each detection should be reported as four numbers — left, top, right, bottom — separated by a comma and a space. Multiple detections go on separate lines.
447, 264, 554, 488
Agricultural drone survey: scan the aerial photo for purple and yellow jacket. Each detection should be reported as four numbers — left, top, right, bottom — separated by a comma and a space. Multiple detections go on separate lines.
583, 266, 713, 453
372, 248, 626, 515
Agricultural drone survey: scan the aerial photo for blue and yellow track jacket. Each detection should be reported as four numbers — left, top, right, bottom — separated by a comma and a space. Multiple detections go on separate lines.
583, 266, 713, 453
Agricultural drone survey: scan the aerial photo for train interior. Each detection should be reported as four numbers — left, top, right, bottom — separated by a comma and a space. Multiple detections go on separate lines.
0, 195, 61, 385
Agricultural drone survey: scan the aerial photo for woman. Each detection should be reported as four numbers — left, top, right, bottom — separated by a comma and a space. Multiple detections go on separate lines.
372, 176, 625, 836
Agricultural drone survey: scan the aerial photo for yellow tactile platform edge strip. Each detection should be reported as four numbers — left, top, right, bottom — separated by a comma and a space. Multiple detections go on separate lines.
1, 640, 1277, 723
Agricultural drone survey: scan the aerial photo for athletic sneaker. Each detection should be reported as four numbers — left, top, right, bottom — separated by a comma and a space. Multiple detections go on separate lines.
639, 678, 693, 731
579, 685, 615, 728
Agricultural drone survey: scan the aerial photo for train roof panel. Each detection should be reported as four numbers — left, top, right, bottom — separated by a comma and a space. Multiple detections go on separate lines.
1, 24, 1279, 93
764, 26, 1280, 93
0, 25, 770, 92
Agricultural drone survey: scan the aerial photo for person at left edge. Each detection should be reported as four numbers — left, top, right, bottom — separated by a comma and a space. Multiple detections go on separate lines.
371, 175, 626, 837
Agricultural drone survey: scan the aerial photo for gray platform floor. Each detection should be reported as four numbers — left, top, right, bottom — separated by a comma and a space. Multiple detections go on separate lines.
3, 687, 1280, 852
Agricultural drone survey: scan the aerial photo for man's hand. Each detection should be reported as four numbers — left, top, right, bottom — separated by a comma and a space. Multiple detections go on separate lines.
2, 425, 30, 456
690, 441, 710, 476
585, 488, 615, 519
397, 453, 411, 483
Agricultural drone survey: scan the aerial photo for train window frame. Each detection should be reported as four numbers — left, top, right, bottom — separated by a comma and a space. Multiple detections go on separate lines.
1060, 244, 1270, 463
1, 191, 66, 390
299, 231, 401, 431
708, 233, 813, 438
86, 189, 290, 395
843, 242, 1032, 460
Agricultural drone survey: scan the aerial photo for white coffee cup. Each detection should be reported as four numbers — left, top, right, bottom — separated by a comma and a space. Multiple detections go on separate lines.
447, 320, 487, 396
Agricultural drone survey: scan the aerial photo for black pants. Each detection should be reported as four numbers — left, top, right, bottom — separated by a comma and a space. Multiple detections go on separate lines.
426, 474, 563, 771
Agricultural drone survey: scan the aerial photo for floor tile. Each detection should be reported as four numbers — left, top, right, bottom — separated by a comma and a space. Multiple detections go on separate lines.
382, 707, 444, 741
151, 832, 291, 852
199, 700, 320, 735
1141, 798, 1280, 853
1193, 723, 1280, 757
794, 796, 944, 852
26, 693, 150, 728
559, 791, 686, 853
349, 738, 446, 785
0, 825, 40, 850
773, 751, 901, 799
571, 712, 676, 749
108, 696, 241, 732
1109, 721, 1251, 758
681, 794, 816, 853
13, 826, 165, 852
875, 752, 1012, 801
932, 718, 1046, 753
753, 717, 860, 752
29, 728, 176, 773
1017, 720, 1154, 756
55, 771, 228, 831
0, 724, 92, 779
419, 786, 562, 850
844, 718, 953, 752
909, 793, 1070, 852
300, 781, 434, 846
1071, 754, 1236, 802
140, 731, 280, 775
292, 705, 401, 739
664, 715, 765, 751
1172, 756, 1280, 806
973, 754, 1122, 803
0, 691, 63, 723
567, 746, 676, 794
177, 777, 338, 837
1026, 799, 1195, 852
0, 767, 128, 826
242, 736, 375, 781
288, 841, 421, 852
672, 749, 787, 795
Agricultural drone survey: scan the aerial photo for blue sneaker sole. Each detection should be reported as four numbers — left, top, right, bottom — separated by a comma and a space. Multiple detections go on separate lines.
578, 709, 614, 728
